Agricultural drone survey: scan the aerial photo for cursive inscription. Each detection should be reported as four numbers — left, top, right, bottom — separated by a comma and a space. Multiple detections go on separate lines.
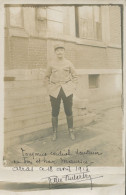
41, 166, 103, 190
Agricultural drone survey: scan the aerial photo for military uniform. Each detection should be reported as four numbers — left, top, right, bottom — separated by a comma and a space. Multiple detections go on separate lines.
45, 59, 78, 98
44, 44, 78, 140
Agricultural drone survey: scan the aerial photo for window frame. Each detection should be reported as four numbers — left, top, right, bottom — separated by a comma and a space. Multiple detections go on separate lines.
36, 6, 47, 21
35, 6, 47, 33
75, 5, 102, 41
9, 6, 24, 28
88, 74, 100, 89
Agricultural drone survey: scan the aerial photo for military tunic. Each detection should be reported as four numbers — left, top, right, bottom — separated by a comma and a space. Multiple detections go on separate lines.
44, 59, 78, 98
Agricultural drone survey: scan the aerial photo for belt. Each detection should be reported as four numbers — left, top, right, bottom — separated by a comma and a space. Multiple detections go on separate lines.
51, 80, 71, 84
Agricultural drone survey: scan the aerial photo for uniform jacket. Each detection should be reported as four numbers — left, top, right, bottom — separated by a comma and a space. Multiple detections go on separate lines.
44, 58, 78, 98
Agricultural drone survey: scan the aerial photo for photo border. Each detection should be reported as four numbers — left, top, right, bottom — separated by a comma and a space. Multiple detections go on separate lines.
0, 0, 125, 193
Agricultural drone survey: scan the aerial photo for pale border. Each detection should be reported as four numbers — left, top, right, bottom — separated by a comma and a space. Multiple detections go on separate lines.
0, 0, 125, 194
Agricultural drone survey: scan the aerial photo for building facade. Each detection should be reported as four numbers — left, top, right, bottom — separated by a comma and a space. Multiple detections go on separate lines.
4, 5, 122, 149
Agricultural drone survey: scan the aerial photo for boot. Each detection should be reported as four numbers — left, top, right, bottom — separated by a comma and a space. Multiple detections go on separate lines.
66, 115, 75, 140
52, 116, 58, 141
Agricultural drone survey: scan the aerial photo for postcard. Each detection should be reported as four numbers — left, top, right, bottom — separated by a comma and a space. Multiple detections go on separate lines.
0, 0, 125, 194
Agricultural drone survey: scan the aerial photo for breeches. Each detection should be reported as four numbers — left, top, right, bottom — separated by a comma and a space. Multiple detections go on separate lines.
50, 87, 73, 117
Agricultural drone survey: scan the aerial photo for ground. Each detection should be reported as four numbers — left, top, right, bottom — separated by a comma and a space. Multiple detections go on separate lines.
4, 106, 124, 167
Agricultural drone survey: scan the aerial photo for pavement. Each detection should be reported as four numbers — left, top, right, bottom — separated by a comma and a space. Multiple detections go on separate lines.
4, 106, 124, 167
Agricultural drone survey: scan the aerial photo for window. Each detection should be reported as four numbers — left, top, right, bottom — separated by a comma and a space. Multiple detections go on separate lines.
63, 7, 70, 35
9, 6, 23, 27
47, 6, 63, 34
76, 6, 102, 41
36, 7, 47, 32
36, 6, 63, 34
89, 74, 100, 88
36, 7, 47, 21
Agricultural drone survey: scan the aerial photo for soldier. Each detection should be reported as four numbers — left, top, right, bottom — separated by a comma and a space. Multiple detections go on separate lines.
44, 43, 78, 141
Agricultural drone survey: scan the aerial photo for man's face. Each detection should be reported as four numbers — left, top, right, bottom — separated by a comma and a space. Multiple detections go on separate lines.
55, 47, 65, 58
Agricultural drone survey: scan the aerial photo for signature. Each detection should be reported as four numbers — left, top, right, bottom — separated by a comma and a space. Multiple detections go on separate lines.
41, 171, 103, 190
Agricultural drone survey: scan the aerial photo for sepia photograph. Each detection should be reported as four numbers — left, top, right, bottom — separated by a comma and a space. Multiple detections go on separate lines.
3, 4, 124, 169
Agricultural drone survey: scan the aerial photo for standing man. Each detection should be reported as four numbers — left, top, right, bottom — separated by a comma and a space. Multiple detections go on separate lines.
44, 43, 78, 141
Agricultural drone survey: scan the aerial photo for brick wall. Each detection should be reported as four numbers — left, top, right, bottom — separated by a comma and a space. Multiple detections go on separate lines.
4, 38, 10, 69
70, 44, 107, 69
5, 37, 47, 70
10, 37, 29, 69
28, 38, 47, 69
5, 37, 122, 70
47, 39, 121, 69
109, 6, 121, 45
107, 47, 122, 69
4, 6, 122, 70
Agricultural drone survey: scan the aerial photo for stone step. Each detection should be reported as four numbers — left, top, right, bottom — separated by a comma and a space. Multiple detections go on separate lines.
4, 86, 46, 98
4, 80, 44, 89
5, 113, 95, 148
4, 97, 85, 119
5, 115, 82, 139
4, 69, 45, 81
4, 107, 83, 132
4, 111, 72, 132
4, 95, 49, 107
4, 102, 51, 118
5, 114, 51, 132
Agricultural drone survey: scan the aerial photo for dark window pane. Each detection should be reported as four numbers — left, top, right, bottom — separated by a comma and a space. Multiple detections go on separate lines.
89, 74, 99, 88
76, 6, 102, 41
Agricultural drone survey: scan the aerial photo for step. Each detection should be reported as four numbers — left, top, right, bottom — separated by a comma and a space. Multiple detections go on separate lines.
4, 113, 96, 149
4, 102, 52, 118
4, 95, 49, 107
5, 114, 90, 137
4, 69, 45, 81
4, 97, 83, 119
4, 108, 80, 132
4, 86, 46, 98
4, 80, 44, 89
